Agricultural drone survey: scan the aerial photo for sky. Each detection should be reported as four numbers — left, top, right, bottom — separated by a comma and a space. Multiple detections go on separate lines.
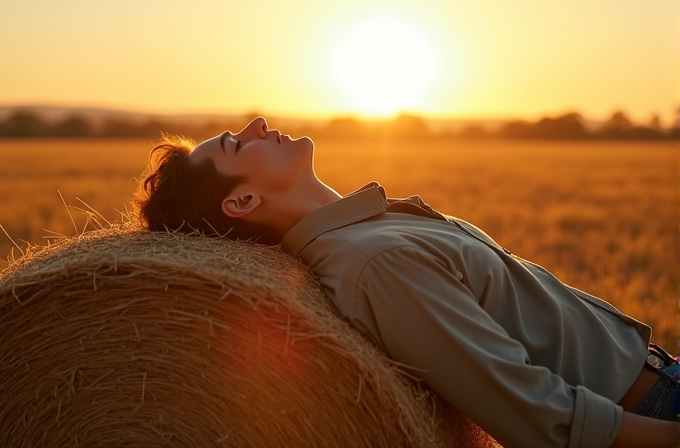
1, 0, 677, 124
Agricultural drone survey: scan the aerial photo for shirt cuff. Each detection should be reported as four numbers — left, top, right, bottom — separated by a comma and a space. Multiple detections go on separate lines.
568, 385, 623, 448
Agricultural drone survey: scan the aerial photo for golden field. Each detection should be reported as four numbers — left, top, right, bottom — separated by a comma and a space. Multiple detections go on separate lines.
0, 138, 677, 348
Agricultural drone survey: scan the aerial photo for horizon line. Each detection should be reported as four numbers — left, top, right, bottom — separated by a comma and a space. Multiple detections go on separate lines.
0, 102, 650, 124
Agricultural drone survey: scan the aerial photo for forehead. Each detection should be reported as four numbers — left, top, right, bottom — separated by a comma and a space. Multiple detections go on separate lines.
188, 134, 223, 165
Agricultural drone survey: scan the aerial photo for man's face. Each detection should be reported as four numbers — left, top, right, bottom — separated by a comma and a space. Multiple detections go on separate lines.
188, 117, 315, 202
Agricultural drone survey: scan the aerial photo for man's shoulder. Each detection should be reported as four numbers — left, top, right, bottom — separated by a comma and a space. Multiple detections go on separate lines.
298, 214, 429, 293
310, 212, 436, 260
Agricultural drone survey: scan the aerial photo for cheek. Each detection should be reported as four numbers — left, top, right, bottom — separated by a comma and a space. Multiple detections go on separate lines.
243, 145, 309, 190
248, 153, 294, 186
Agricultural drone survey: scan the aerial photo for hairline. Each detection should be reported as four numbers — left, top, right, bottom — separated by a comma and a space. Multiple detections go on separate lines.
193, 148, 247, 184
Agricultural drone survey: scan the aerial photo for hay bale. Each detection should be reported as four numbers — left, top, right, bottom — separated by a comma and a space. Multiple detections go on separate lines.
0, 227, 499, 448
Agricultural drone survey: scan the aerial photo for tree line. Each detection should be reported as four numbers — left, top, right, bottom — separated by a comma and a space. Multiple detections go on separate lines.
0, 110, 675, 140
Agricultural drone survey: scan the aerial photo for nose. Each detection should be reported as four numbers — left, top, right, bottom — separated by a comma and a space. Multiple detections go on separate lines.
242, 116, 268, 139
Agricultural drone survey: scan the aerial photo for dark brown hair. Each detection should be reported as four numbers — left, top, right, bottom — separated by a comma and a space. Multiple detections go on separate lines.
132, 135, 280, 244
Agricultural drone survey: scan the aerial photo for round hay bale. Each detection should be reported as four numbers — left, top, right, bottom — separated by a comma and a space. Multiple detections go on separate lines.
0, 227, 499, 448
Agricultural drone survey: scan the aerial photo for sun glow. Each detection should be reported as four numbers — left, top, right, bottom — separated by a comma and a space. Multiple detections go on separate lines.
332, 19, 439, 116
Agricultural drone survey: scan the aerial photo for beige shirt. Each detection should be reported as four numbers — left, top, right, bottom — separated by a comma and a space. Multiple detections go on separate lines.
281, 182, 651, 448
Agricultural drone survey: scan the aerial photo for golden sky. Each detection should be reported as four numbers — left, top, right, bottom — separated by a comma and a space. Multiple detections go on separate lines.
1, 0, 677, 123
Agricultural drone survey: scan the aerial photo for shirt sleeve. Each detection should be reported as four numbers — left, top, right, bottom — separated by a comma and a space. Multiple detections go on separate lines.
355, 245, 623, 448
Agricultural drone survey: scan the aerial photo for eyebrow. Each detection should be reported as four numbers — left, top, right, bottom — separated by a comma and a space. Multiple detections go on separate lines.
219, 131, 231, 153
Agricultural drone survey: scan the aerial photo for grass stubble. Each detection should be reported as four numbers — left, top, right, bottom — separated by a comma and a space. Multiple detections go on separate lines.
0, 137, 677, 349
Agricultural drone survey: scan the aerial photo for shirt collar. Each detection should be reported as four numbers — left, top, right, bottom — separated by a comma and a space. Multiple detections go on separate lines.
281, 182, 388, 256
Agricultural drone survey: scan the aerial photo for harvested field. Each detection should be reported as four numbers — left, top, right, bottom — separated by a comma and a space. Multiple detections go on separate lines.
0, 138, 677, 348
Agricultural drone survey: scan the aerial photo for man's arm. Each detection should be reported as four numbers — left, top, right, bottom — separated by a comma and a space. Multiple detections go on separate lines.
611, 413, 679, 447
355, 245, 626, 448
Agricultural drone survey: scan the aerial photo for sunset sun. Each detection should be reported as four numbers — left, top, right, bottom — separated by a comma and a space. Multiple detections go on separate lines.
332, 20, 439, 116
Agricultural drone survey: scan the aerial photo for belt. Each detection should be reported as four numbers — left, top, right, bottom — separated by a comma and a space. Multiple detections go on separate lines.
645, 344, 679, 382
618, 344, 678, 413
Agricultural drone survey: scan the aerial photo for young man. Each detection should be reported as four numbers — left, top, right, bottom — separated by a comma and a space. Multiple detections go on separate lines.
134, 117, 680, 447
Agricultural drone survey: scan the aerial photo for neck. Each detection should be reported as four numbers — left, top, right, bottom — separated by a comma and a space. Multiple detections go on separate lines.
254, 177, 342, 242
285, 178, 342, 226
305, 179, 343, 211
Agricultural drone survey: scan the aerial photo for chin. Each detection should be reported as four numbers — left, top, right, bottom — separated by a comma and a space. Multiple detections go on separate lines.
295, 135, 314, 152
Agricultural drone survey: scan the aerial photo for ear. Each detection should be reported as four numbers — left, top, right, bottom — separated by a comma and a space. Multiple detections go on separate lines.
221, 191, 262, 219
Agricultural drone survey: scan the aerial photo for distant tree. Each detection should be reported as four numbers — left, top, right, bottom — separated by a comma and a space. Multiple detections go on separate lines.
139, 120, 172, 138
323, 117, 368, 138
649, 114, 662, 132
388, 114, 429, 138
608, 111, 633, 130
597, 111, 633, 138
532, 113, 587, 139
196, 121, 231, 141
101, 119, 145, 138
630, 114, 666, 140
458, 125, 487, 139
500, 120, 533, 139
0, 111, 51, 137
53, 116, 94, 137
627, 126, 663, 140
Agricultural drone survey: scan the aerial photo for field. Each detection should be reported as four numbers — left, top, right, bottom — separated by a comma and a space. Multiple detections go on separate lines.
0, 138, 677, 349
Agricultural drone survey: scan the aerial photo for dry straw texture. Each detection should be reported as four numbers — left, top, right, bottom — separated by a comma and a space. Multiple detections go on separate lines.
0, 226, 498, 448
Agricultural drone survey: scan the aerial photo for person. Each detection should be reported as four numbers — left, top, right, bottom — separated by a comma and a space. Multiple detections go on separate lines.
133, 116, 680, 447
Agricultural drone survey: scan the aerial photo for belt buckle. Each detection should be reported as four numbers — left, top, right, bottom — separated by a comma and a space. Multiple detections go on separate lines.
646, 352, 679, 384
647, 353, 665, 370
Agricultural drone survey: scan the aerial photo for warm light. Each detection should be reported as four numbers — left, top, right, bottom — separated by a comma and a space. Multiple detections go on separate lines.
332, 19, 439, 116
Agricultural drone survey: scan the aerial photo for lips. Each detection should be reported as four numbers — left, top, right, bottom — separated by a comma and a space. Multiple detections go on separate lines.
276, 132, 281, 144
